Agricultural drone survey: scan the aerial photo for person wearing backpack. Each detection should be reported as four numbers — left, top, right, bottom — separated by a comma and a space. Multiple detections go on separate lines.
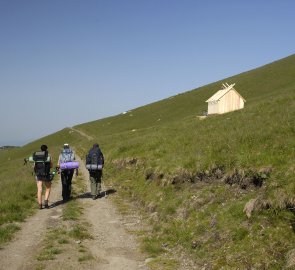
57, 143, 79, 202
33, 144, 53, 209
86, 143, 104, 200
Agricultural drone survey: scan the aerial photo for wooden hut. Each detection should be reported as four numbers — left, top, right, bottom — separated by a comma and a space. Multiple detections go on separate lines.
206, 83, 246, 115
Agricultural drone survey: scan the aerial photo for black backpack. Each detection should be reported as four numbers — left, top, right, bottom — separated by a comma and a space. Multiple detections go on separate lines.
33, 151, 51, 177
86, 148, 104, 166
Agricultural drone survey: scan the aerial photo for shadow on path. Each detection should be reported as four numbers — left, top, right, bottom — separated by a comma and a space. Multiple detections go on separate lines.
47, 189, 117, 208
49, 199, 64, 208
76, 189, 117, 200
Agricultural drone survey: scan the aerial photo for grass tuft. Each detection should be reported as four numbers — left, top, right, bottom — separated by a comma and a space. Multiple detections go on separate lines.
0, 224, 20, 245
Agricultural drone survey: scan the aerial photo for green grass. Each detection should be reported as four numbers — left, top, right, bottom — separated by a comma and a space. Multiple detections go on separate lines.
147, 257, 178, 270
36, 228, 65, 261
62, 200, 83, 221
1, 54, 295, 268
77, 244, 94, 263
57, 238, 69, 244
35, 263, 46, 270
68, 224, 93, 240
36, 245, 62, 261
78, 253, 94, 262
0, 224, 20, 245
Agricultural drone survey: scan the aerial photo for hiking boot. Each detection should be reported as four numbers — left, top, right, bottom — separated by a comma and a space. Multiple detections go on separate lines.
39, 204, 42, 210
44, 200, 49, 209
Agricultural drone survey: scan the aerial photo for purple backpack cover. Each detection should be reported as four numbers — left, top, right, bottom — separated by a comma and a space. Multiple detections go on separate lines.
60, 161, 79, 170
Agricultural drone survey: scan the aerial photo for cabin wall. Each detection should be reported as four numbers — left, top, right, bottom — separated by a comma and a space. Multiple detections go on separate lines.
208, 101, 219, 114
218, 90, 243, 114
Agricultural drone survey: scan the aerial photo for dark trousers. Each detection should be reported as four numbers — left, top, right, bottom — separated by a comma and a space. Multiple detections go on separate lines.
61, 169, 74, 201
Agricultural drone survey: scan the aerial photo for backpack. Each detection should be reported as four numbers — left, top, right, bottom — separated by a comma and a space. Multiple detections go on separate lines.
60, 148, 74, 163
33, 151, 51, 177
86, 148, 104, 170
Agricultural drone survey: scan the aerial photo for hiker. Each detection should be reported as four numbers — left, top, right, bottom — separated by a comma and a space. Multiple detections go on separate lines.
57, 143, 79, 202
33, 144, 53, 209
86, 143, 104, 200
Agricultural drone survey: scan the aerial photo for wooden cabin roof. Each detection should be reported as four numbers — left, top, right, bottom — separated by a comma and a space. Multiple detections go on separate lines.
206, 83, 246, 103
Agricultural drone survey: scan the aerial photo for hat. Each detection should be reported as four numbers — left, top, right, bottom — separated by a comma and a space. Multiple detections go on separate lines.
63, 143, 69, 148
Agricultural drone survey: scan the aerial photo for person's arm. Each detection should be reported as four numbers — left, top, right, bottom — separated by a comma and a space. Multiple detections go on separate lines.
71, 151, 78, 175
101, 152, 104, 166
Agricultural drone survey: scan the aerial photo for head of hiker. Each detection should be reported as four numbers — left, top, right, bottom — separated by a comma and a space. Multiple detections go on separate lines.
41, 144, 48, 151
63, 143, 69, 149
93, 143, 99, 149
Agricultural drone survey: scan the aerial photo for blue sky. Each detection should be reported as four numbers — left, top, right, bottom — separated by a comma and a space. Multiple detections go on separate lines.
0, 0, 294, 146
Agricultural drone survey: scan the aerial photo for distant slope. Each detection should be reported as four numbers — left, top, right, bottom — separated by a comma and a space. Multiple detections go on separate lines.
75, 54, 295, 137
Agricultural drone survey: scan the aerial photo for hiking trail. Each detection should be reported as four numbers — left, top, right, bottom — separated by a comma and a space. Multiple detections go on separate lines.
0, 155, 150, 270
69, 128, 93, 141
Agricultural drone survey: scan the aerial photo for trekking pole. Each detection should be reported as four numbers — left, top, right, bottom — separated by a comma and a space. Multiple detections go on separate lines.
23, 158, 34, 176
23, 158, 28, 165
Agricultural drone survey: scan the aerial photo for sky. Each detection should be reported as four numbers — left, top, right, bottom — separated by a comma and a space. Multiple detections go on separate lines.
0, 0, 294, 146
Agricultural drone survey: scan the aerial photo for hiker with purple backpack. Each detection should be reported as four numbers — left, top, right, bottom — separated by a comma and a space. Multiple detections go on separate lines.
57, 143, 79, 202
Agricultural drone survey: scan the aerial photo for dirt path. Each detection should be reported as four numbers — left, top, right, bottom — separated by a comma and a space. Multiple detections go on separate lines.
76, 155, 149, 270
70, 127, 94, 141
0, 155, 150, 270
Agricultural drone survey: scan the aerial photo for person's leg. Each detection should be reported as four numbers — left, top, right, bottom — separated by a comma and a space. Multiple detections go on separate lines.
67, 170, 74, 199
36, 180, 43, 208
44, 180, 51, 208
96, 171, 102, 197
64, 172, 70, 201
89, 173, 97, 199
61, 171, 67, 201
64, 173, 69, 200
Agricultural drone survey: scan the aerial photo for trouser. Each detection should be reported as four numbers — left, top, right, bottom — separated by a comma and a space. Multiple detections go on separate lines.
89, 170, 102, 196
61, 169, 74, 201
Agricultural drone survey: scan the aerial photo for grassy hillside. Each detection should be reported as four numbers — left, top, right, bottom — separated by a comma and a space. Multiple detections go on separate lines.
1, 54, 295, 268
